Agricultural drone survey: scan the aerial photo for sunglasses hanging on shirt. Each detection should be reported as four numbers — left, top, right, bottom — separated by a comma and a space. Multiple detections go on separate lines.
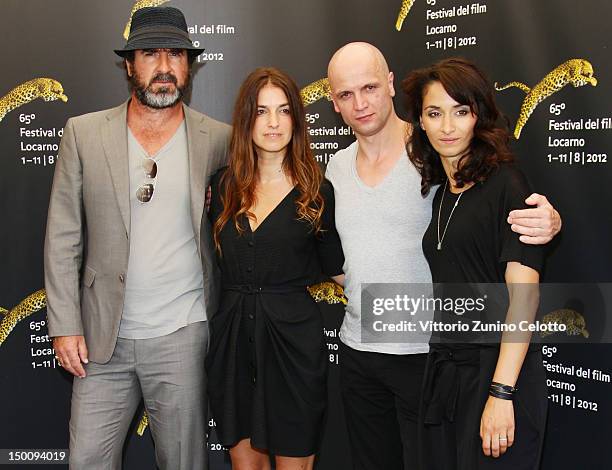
136, 157, 158, 203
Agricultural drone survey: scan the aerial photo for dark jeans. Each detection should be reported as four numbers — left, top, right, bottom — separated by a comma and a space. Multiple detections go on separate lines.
339, 342, 427, 470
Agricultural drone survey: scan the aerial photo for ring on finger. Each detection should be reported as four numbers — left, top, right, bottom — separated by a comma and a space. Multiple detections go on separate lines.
55, 355, 63, 367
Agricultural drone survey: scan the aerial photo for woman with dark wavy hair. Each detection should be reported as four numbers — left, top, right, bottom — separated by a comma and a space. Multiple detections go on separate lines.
206, 67, 344, 469
402, 57, 547, 470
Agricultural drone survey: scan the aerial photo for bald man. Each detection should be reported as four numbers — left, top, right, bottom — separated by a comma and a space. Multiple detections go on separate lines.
324, 42, 561, 470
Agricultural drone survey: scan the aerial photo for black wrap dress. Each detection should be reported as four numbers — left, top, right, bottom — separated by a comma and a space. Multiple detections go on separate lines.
206, 170, 344, 456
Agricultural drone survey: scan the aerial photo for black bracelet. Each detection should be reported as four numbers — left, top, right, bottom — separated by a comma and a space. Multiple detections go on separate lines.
489, 388, 514, 400
491, 381, 518, 393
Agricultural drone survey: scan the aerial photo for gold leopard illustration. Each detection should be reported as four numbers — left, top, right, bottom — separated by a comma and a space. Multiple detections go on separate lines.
396, 0, 416, 31
123, 0, 171, 39
300, 78, 332, 107
137, 410, 149, 436
0, 289, 47, 346
308, 281, 348, 305
495, 59, 598, 139
539, 309, 590, 339
0, 79, 68, 123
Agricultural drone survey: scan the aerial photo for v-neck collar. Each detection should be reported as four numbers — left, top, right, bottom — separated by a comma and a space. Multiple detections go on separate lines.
128, 121, 185, 160
351, 142, 406, 193
248, 187, 297, 234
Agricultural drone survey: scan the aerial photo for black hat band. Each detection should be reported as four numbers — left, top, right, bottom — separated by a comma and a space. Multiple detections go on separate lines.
128, 26, 192, 44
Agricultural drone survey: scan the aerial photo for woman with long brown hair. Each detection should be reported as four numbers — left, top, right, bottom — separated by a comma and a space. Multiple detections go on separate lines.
206, 67, 344, 469
402, 57, 548, 470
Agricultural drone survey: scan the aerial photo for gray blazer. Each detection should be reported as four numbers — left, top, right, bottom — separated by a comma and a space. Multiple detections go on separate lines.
44, 101, 230, 363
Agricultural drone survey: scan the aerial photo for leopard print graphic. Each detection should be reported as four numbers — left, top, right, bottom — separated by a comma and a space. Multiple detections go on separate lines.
123, 0, 171, 40
540, 309, 589, 339
0, 79, 68, 123
495, 59, 597, 138
300, 78, 332, 106
0, 289, 47, 346
396, 0, 416, 31
307, 281, 348, 305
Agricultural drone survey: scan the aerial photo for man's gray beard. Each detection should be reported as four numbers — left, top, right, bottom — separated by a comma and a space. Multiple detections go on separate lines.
130, 71, 190, 109
135, 86, 182, 109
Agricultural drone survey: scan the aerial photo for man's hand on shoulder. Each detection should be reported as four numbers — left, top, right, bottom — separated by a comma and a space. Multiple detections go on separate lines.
53, 335, 89, 378
507, 193, 562, 245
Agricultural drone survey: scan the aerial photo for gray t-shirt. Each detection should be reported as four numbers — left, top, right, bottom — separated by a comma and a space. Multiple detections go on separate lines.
119, 122, 206, 339
325, 141, 434, 355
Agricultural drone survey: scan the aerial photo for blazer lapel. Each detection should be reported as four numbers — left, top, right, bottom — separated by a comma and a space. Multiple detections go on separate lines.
184, 104, 209, 257
101, 102, 130, 233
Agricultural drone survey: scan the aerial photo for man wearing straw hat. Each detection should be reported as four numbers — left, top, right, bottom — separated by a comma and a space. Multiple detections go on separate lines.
44, 6, 229, 469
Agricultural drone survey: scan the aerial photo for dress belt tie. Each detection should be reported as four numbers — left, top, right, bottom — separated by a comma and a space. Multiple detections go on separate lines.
223, 284, 306, 295
422, 347, 480, 425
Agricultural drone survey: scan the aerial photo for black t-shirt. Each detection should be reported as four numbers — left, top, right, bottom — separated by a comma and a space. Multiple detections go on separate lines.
423, 163, 543, 283
423, 163, 544, 345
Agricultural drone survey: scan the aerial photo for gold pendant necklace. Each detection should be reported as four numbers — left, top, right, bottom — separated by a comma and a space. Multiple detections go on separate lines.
437, 180, 463, 250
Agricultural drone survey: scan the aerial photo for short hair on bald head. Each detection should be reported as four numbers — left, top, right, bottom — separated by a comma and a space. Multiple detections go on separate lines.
327, 42, 390, 86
